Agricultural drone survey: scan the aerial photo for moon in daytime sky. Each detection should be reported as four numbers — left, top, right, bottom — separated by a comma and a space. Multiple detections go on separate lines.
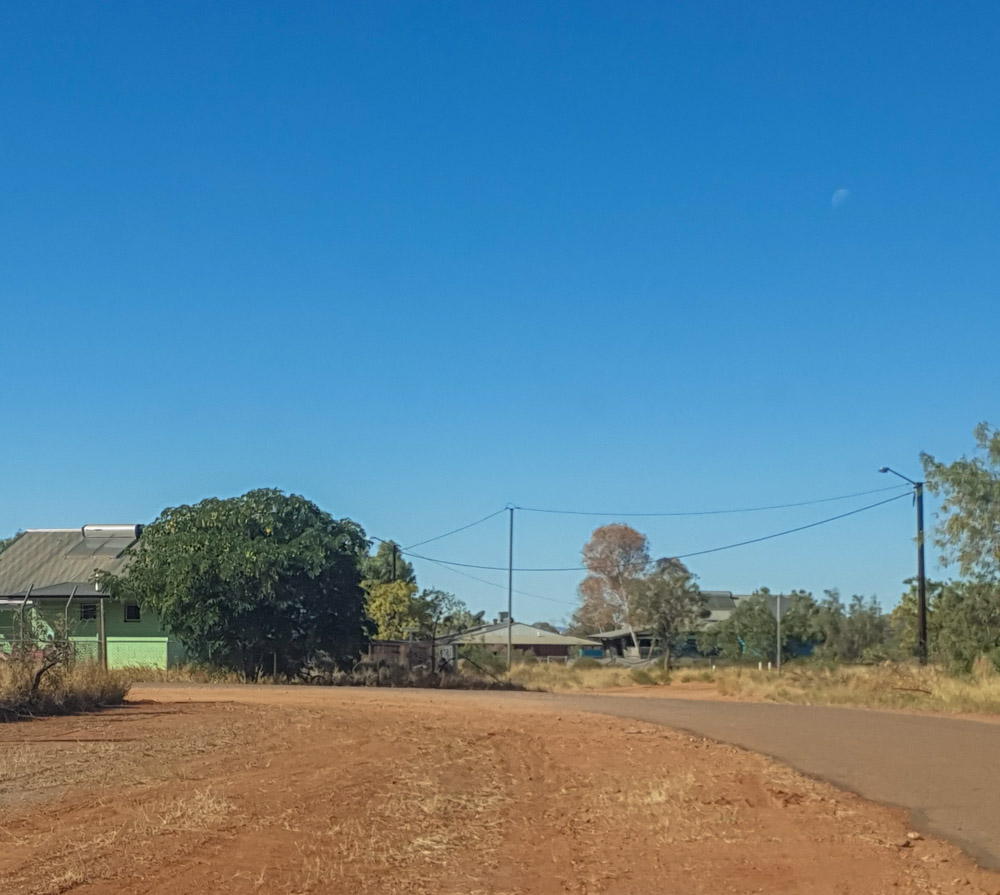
831, 188, 851, 208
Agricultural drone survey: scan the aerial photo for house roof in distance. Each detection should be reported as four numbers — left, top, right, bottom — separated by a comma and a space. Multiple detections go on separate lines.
0, 525, 142, 598
589, 592, 792, 639
445, 621, 599, 647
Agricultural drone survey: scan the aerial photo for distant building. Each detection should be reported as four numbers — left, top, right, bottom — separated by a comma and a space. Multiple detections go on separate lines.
443, 616, 600, 660
589, 591, 754, 659
0, 525, 185, 669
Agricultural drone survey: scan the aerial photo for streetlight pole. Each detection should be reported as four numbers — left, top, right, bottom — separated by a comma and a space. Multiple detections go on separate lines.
776, 593, 782, 675
506, 506, 514, 671
879, 467, 927, 664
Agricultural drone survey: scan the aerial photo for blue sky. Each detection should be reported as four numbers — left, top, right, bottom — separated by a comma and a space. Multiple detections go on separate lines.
2, 2, 998, 623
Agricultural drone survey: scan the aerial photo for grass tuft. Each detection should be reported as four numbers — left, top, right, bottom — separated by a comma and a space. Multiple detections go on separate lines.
0, 661, 130, 721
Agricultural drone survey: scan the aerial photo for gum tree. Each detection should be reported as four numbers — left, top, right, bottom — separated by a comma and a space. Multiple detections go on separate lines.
572, 524, 650, 647
630, 557, 704, 668
922, 422, 1000, 577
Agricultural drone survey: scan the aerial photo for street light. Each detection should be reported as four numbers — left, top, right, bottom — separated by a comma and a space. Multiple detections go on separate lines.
879, 466, 927, 664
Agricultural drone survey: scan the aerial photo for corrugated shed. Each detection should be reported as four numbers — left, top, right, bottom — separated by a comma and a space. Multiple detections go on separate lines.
445, 622, 599, 647
0, 528, 139, 597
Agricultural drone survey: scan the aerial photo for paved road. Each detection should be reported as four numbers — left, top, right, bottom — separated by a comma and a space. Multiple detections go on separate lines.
548, 694, 1000, 868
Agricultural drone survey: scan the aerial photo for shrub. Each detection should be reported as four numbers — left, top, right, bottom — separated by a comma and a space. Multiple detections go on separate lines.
0, 661, 131, 721
573, 657, 602, 670
629, 668, 655, 685
459, 645, 508, 676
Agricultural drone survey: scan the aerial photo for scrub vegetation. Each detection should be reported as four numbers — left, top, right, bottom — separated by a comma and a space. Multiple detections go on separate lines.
0, 659, 130, 721
712, 659, 1000, 715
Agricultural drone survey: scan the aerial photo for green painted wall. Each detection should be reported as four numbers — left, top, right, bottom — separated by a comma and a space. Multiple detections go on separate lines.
0, 599, 186, 669
106, 638, 168, 669
104, 601, 165, 638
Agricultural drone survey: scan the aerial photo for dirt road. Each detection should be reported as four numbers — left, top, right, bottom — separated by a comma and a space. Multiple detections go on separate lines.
1, 685, 998, 895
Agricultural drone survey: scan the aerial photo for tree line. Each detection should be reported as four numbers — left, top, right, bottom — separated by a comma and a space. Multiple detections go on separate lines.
564, 423, 1000, 672
3, 422, 999, 676
563, 521, 896, 667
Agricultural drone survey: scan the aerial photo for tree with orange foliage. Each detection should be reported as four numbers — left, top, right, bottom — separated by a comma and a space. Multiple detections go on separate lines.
570, 524, 650, 649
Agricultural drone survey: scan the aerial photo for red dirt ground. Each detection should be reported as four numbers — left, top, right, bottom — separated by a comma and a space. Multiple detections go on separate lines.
0, 685, 997, 895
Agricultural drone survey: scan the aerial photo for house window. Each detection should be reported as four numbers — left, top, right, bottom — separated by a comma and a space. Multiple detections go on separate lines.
79, 603, 97, 621
124, 603, 141, 623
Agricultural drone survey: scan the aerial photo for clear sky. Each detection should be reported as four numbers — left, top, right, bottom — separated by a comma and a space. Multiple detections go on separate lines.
2, 2, 998, 625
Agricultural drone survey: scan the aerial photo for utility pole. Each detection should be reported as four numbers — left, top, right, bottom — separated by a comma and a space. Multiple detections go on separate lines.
507, 506, 514, 671
776, 593, 782, 675
879, 467, 928, 664
915, 482, 927, 664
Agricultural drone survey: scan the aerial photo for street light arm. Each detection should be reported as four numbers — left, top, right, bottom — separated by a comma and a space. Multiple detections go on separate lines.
879, 466, 921, 486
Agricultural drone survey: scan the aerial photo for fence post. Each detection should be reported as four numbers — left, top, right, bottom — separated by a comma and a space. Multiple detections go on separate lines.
18, 586, 32, 656
98, 599, 107, 669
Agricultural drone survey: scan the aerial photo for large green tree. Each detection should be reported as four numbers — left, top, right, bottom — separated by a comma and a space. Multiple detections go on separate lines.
918, 424, 1000, 670
922, 423, 1000, 577
630, 558, 704, 668
930, 580, 1000, 672
107, 489, 369, 676
361, 540, 416, 584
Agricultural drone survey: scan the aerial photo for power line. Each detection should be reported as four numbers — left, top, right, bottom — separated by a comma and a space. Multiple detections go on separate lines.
513, 484, 910, 517
416, 554, 578, 607
369, 535, 576, 605
403, 507, 507, 550
404, 547, 577, 572
672, 492, 911, 559
402, 492, 911, 572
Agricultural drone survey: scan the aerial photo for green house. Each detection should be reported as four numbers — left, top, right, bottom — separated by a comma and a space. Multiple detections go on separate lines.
0, 525, 185, 669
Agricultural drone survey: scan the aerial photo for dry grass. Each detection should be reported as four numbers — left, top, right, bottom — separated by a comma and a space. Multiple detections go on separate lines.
589, 768, 731, 844
0, 704, 279, 895
715, 659, 1000, 715
16, 787, 244, 894
130, 662, 523, 689
122, 662, 246, 684
141, 787, 240, 833
244, 721, 511, 893
508, 662, 672, 690
0, 661, 130, 721
512, 658, 1000, 715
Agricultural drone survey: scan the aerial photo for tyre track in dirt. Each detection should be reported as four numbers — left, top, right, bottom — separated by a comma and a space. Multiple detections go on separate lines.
4, 685, 999, 894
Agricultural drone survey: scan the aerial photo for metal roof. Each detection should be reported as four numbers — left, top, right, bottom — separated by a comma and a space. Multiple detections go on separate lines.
589, 626, 644, 640
702, 591, 738, 611
0, 527, 140, 598
589, 593, 790, 638
445, 622, 599, 647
